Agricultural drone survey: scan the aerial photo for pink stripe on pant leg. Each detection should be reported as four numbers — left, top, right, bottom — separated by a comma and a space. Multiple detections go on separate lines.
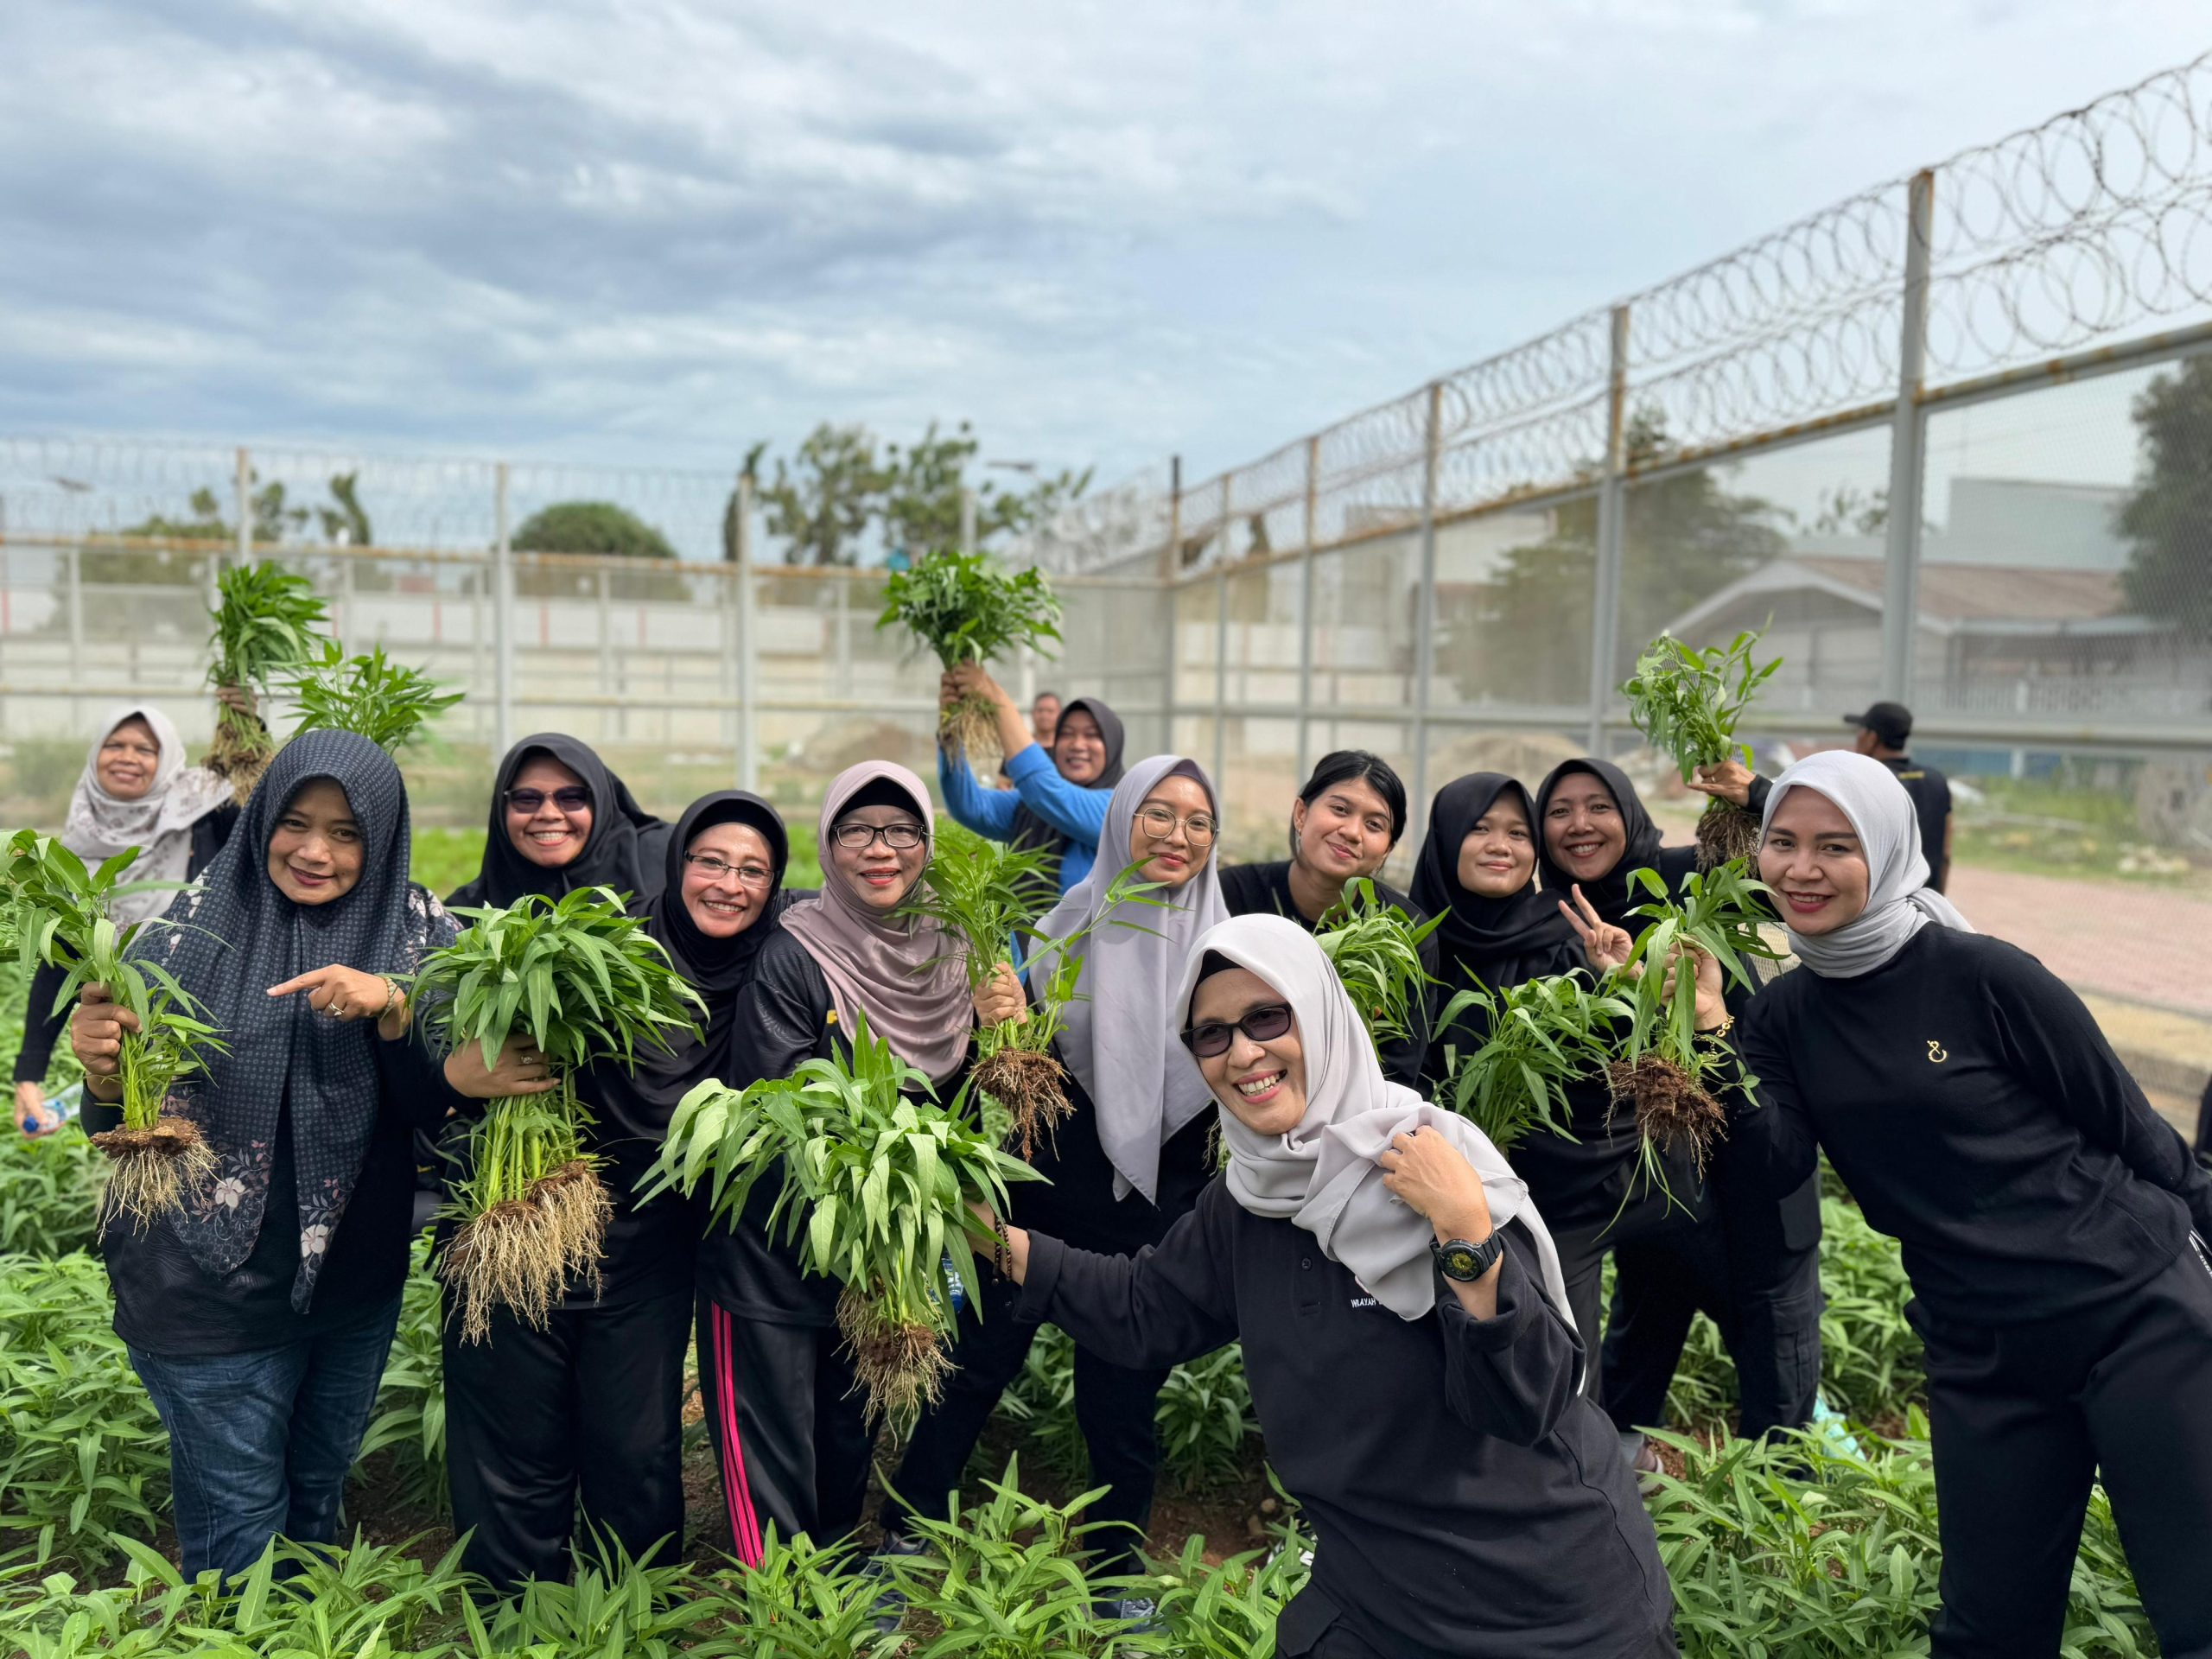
710, 1303, 765, 1567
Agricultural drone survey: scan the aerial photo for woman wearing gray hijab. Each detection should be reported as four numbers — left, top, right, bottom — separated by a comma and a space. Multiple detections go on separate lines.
1734, 749, 2212, 1657
963, 914, 1676, 1659
690, 761, 1021, 1554
16, 702, 241, 1135
879, 753, 1231, 1586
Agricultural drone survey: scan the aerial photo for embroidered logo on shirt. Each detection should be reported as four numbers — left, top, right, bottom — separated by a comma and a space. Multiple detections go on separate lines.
1349, 1296, 1378, 1309
1926, 1040, 1948, 1064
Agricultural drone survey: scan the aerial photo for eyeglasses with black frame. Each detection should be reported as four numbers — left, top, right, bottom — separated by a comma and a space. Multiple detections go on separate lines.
830, 820, 927, 852
505, 786, 592, 815
1179, 1001, 1294, 1059
683, 853, 775, 887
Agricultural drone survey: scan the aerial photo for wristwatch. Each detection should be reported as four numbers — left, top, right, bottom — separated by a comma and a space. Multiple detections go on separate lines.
1431, 1230, 1504, 1283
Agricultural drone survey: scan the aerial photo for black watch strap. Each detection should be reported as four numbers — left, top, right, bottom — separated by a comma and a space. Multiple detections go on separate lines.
1431, 1230, 1504, 1283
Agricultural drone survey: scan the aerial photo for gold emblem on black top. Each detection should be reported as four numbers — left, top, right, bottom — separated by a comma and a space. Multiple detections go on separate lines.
1927, 1039, 1948, 1063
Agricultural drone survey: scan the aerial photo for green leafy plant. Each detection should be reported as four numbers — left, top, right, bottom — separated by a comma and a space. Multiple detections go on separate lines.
1620, 627, 1781, 868
648, 1011, 1038, 1433
204, 561, 330, 802
0, 1129, 105, 1259
1, 834, 223, 1227
878, 548, 1063, 761
1607, 861, 1784, 1194
1147, 1529, 1314, 1659
353, 1243, 448, 1513
1313, 878, 1442, 1053
1434, 971, 1631, 1153
288, 643, 462, 756
410, 887, 703, 1339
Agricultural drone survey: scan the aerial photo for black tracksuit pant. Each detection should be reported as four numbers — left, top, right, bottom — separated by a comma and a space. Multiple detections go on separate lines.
1602, 1166, 1824, 1440
442, 1287, 691, 1592
1916, 1242, 2212, 1658
1547, 1185, 1688, 1408
878, 1269, 1170, 1576
694, 1296, 875, 1561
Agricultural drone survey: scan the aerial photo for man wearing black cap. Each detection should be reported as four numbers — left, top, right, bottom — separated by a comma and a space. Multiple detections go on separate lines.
1845, 700, 1953, 893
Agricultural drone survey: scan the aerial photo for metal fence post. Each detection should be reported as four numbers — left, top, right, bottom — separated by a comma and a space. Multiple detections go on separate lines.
596, 565, 617, 742
1881, 168, 1936, 703
959, 487, 977, 556
65, 544, 84, 728
493, 462, 514, 759
1161, 455, 1182, 753
1211, 476, 1231, 791
734, 472, 760, 792
233, 446, 251, 573
1297, 434, 1319, 781
1586, 305, 1631, 754
1408, 382, 1444, 847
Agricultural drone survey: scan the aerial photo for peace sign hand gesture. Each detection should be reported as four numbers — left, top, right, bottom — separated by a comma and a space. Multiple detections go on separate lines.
1557, 884, 1634, 976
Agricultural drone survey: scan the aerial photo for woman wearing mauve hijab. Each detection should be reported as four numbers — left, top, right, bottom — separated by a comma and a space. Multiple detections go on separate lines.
966, 915, 1677, 1659
691, 762, 1019, 1558
880, 753, 1230, 1588
1531, 754, 1821, 1465
66, 732, 474, 1580
441, 791, 796, 1592
447, 733, 671, 908
1736, 751, 2212, 1656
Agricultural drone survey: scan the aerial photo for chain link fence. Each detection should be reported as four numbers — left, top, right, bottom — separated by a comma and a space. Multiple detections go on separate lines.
3, 54, 2210, 1115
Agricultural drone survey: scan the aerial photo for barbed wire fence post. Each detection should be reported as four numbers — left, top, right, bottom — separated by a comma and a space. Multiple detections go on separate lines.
1881, 168, 1936, 704
493, 461, 514, 760
1587, 304, 1631, 753
1296, 433, 1319, 782
1211, 473, 1231, 791
1408, 379, 1444, 851
734, 469, 759, 793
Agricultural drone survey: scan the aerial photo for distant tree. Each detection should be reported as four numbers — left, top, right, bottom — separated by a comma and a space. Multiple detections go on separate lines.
512, 500, 677, 561
1473, 411, 1788, 702
760, 424, 890, 567
1808, 483, 1889, 537
123, 478, 308, 545
316, 472, 373, 547
2118, 354, 2212, 639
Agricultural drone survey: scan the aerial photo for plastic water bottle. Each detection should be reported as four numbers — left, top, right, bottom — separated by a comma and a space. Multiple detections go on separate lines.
942, 1251, 968, 1316
22, 1082, 81, 1137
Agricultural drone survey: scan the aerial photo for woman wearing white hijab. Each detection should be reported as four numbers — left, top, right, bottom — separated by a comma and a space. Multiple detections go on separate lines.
879, 753, 1230, 1586
1735, 749, 2212, 1658
966, 914, 1675, 1658
15, 702, 239, 1135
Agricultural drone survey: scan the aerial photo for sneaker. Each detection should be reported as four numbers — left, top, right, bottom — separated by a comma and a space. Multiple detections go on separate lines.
865, 1534, 926, 1634
1097, 1596, 1161, 1634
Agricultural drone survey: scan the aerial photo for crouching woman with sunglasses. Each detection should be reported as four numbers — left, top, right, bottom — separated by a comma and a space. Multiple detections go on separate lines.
969, 913, 1676, 1659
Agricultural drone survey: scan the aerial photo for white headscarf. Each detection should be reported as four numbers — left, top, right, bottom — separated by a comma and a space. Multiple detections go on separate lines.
1030, 754, 1230, 1205
61, 704, 232, 929
1760, 749, 1974, 979
1178, 913, 1576, 1338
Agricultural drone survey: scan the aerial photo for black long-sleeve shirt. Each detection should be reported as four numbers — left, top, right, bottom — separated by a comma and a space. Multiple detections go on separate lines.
15, 806, 239, 1088
105, 1027, 462, 1356
1736, 926, 2212, 1327
1019, 1182, 1675, 1659
1217, 860, 1437, 1090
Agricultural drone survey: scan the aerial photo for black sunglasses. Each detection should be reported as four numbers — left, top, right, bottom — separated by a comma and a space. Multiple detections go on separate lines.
1179, 1001, 1294, 1059
505, 786, 591, 814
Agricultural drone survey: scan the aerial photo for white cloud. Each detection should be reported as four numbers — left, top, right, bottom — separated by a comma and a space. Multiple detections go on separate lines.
0, 0, 2204, 499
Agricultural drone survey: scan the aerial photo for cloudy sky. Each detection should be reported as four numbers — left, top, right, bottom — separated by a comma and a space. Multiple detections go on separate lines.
1, 2, 2204, 493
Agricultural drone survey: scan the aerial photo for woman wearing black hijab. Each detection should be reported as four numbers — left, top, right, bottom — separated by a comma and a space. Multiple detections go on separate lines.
937, 669, 1125, 894
441, 791, 793, 1592
1531, 755, 1821, 1459
1219, 750, 1437, 1088
66, 732, 474, 1581
448, 733, 671, 908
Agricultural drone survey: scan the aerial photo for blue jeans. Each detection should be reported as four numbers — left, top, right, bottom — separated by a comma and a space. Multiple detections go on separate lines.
128, 1294, 402, 1580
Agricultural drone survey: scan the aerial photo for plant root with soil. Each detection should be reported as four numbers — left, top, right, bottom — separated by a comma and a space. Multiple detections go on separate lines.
1694, 801, 1764, 870
206, 718, 274, 808
839, 1287, 953, 1433
1608, 1055, 1728, 1178
974, 1046, 1072, 1161
441, 1160, 608, 1342
92, 1117, 218, 1234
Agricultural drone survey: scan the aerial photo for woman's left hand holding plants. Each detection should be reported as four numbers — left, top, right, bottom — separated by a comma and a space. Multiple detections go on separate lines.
973, 961, 1027, 1027
442, 1035, 559, 1101
268, 965, 410, 1040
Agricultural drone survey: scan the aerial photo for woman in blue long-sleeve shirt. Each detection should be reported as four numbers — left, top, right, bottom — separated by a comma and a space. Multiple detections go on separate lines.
935, 664, 1123, 893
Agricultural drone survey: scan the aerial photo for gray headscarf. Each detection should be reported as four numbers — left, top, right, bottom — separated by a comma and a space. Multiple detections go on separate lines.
144, 731, 455, 1310
63, 704, 232, 929
780, 761, 973, 1086
1030, 754, 1230, 1205
1760, 749, 1974, 979
1179, 914, 1575, 1338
